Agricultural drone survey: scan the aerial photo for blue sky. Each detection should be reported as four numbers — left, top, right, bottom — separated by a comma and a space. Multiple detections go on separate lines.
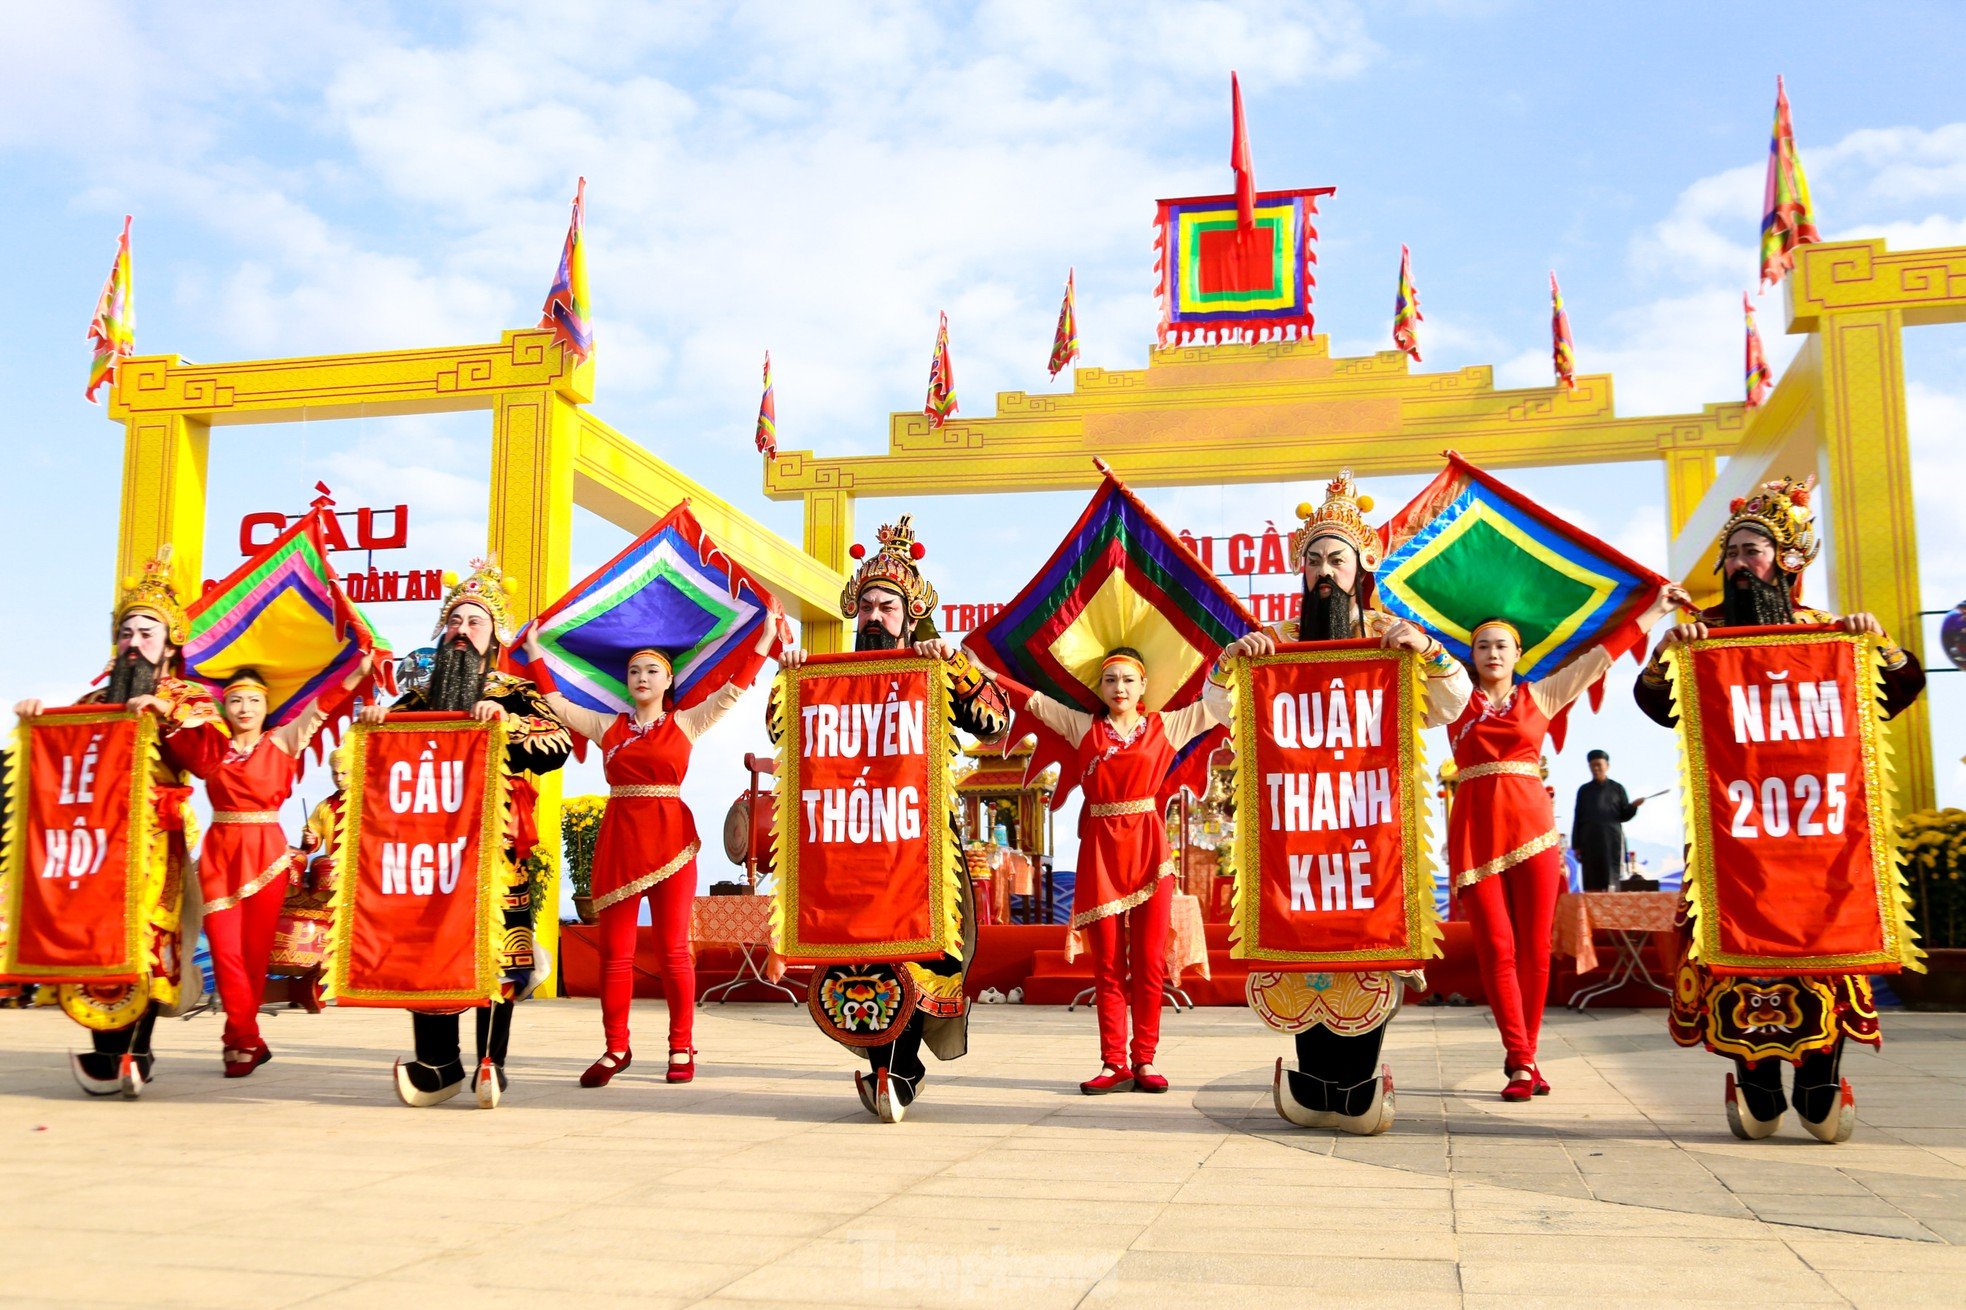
4, 1, 1964, 882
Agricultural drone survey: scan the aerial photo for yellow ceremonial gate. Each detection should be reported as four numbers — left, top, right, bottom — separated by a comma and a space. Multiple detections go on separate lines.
106, 237, 1962, 991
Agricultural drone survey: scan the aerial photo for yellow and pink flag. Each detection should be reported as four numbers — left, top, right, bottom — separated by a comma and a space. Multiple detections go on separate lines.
1048, 270, 1080, 378
1393, 245, 1422, 363
85, 216, 134, 404
539, 178, 593, 364
924, 312, 958, 428
755, 351, 777, 457
1550, 271, 1577, 392
1760, 76, 1820, 290
1744, 293, 1771, 408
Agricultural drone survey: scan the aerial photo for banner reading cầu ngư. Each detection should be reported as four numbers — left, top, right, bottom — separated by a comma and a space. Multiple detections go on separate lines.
1668, 626, 1919, 977
1, 709, 162, 983
1229, 642, 1441, 970
771, 653, 961, 963
330, 714, 508, 1007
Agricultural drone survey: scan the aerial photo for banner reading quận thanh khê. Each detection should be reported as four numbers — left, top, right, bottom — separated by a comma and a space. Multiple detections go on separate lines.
1229, 642, 1441, 970
771, 653, 961, 964
330, 714, 508, 1007
0, 709, 161, 983
1668, 626, 1919, 977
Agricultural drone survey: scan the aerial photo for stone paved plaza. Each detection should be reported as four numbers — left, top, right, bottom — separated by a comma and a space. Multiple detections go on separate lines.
4, 999, 1966, 1307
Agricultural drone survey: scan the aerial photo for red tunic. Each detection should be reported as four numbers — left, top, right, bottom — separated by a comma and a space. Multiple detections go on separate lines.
1070, 715, 1179, 927
190, 734, 300, 913
1446, 689, 1560, 890
591, 714, 701, 911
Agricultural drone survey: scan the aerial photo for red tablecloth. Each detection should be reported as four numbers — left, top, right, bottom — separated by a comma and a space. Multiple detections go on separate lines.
1552, 891, 1679, 976
690, 894, 785, 983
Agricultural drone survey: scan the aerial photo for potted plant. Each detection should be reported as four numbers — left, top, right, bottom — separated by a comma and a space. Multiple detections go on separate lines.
561, 794, 607, 925
1893, 808, 1966, 1010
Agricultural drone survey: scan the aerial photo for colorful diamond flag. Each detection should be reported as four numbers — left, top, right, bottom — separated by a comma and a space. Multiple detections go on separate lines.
1154, 186, 1334, 347
183, 509, 394, 736
964, 462, 1256, 807
513, 502, 783, 716
1377, 451, 1669, 746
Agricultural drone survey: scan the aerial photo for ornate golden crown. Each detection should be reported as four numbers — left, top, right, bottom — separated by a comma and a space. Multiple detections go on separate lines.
840, 515, 938, 622
1718, 474, 1819, 578
433, 557, 520, 644
1291, 470, 1382, 573
113, 545, 189, 646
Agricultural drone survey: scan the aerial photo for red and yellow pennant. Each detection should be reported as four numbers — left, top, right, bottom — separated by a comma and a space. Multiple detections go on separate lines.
1392, 244, 1422, 363
1, 709, 162, 983
1744, 292, 1771, 408
1228, 643, 1440, 969
85, 216, 134, 404
330, 714, 508, 1007
1668, 626, 1918, 976
771, 653, 961, 963
1760, 75, 1821, 290
1550, 270, 1577, 392
924, 311, 957, 428
1048, 269, 1080, 378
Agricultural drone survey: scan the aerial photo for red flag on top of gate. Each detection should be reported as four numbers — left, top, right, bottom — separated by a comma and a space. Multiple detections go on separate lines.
1760, 76, 1821, 290
85, 216, 134, 404
924, 312, 958, 428
1393, 245, 1422, 363
1048, 269, 1080, 378
1744, 293, 1772, 408
755, 351, 777, 457
1550, 271, 1577, 393
1230, 71, 1257, 231
539, 177, 593, 365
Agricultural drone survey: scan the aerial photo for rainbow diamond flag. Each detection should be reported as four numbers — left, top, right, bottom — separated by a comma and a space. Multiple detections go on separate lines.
1048, 269, 1080, 378
1378, 452, 1669, 746
964, 462, 1255, 807
1744, 292, 1771, 408
1760, 75, 1820, 290
513, 502, 783, 716
539, 177, 593, 364
1154, 185, 1334, 347
924, 312, 957, 428
85, 216, 134, 404
755, 351, 777, 457
1393, 244, 1422, 363
182, 510, 394, 733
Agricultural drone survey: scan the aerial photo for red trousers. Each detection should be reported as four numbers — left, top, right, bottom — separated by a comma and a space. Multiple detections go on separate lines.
597, 861, 696, 1053
1082, 877, 1173, 1069
1460, 847, 1563, 1072
203, 870, 290, 1052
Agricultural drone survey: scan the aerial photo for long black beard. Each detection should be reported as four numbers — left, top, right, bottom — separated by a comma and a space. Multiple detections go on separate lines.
855, 622, 904, 653
427, 638, 489, 712
1297, 577, 1358, 642
1721, 569, 1795, 627
104, 650, 163, 704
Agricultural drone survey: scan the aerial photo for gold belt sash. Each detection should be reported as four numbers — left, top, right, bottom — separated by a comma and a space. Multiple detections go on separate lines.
609, 785, 682, 799
1086, 798, 1157, 818
210, 810, 281, 825
1454, 761, 1541, 782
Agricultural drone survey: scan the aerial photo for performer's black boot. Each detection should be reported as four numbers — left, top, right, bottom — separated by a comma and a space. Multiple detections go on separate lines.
864, 1015, 927, 1123
1725, 1056, 1786, 1139
473, 1001, 513, 1108
73, 1011, 158, 1097
1793, 1039, 1854, 1144
1276, 1025, 1390, 1133
394, 1012, 468, 1107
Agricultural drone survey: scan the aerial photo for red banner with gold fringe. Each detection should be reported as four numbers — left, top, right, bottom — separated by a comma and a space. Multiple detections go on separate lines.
1228, 642, 1440, 970
771, 653, 960, 963
1669, 626, 1917, 976
330, 714, 507, 1007
0, 708, 159, 983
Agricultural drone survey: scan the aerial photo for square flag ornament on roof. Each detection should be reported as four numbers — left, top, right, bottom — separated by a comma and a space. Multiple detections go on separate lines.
1378, 452, 1669, 742
512, 502, 783, 716
1154, 186, 1334, 347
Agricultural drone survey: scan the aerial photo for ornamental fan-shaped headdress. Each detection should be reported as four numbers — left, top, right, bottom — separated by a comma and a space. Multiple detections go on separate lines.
841, 516, 939, 637
434, 557, 521, 644
1717, 474, 1820, 599
1291, 469, 1382, 573
113, 544, 189, 646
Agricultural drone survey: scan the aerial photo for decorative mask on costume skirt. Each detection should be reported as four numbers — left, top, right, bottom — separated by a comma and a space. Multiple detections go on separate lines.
808, 963, 918, 1047
841, 516, 940, 644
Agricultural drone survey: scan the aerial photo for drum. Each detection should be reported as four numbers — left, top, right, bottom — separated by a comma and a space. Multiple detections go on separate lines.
722, 791, 776, 874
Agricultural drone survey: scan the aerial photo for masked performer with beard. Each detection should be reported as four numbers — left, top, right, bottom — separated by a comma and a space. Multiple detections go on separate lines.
1206, 472, 1471, 1133
13, 549, 221, 1097
1635, 476, 1924, 1143
1452, 582, 1686, 1102
779, 517, 1010, 1121
355, 561, 571, 1108
525, 621, 780, 1089
166, 658, 372, 1077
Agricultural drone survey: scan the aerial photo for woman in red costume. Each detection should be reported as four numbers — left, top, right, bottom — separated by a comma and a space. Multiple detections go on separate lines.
166, 657, 373, 1076
1021, 649, 1222, 1096
1449, 589, 1685, 1100
526, 623, 776, 1087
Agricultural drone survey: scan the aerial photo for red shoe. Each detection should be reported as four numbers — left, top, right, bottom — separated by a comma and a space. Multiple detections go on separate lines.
1500, 1068, 1536, 1102
666, 1048, 696, 1085
1134, 1069, 1170, 1094
1080, 1066, 1134, 1095
1532, 1069, 1551, 1096
222, 1045, 271, 1079
579, 1049, 632, 1088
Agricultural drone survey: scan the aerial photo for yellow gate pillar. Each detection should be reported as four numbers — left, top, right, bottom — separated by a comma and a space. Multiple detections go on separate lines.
801, 488, 852, 652
1812, 306, 1933, 810
488, 387, 579, 993
113, 403, 210, 606
1662, 443, 1719, 611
